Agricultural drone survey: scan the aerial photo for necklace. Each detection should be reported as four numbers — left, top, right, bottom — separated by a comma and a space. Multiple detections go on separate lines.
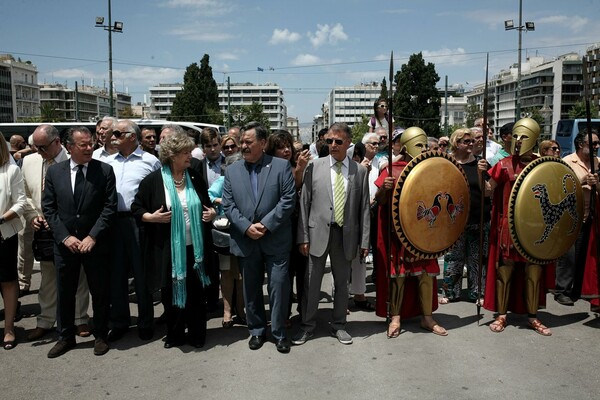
173, 176, 184, 187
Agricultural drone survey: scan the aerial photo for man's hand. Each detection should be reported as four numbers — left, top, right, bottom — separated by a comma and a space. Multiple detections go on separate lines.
246, 223, 266, 240
382, 176, 395, 191
31, 215, 49, 231
63, 236, 82, 254
299, 243, 310, 257
78, 236, 96, 253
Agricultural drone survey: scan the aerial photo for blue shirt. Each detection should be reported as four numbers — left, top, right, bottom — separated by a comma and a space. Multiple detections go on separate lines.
106, 147, 160, 211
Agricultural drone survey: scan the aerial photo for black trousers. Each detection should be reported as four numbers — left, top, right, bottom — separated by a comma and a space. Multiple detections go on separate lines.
161, 246, 207, 345
55, 245, 109, 341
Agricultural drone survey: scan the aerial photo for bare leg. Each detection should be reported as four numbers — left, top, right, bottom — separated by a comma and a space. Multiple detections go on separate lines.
419, 274, 447, 336
1, 280, 19, 342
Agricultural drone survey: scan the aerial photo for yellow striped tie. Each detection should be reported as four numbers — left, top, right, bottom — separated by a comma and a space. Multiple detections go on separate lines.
333, 161, 345, 226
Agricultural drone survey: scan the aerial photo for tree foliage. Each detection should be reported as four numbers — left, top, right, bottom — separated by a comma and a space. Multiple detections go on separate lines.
171, 54, 223, 124
229, 102, 270, 129
393, 52, 441, 137
464, 102, 482, 128
568, 100, 599, 119
379, 78, 389, 102
39, 103, 62, 122
351, 114, 370, 143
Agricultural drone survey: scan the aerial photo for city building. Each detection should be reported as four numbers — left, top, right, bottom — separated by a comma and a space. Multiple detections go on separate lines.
585, 43, 600, 115
148, 82, 288, 131
327, 83, 382, 127
439, 95, 468, 134
286, 116, 299, 139
0, 54, 40, 122
40, 83, 131, 122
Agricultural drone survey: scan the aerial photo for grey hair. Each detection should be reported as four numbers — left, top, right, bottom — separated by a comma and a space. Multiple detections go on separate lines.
161, 124, 185, 135
158, 132, 195, 166
361, 132, 379, 144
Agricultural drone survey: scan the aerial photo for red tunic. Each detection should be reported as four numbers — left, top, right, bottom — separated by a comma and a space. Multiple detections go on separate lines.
483, 155, 554, 314
581, 196, 600, 308
374, 161, 439, 319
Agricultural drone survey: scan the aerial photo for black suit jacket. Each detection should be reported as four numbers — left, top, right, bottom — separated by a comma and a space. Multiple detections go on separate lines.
42, 159, 117, 254
131, 167, 214, 291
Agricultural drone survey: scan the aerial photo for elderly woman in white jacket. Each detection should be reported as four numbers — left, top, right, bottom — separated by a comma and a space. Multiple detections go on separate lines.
0, 133, 28, 350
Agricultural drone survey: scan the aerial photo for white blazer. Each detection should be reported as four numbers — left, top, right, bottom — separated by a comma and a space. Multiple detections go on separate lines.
0, 162, 27, 239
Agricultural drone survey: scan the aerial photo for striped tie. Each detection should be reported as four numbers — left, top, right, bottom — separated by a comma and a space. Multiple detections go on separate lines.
333, 161, 345, 226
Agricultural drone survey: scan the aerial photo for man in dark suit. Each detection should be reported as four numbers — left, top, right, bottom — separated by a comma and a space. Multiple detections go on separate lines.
293, 122, 370, 346
222, 122, 296, 353
43, 126, 117, 358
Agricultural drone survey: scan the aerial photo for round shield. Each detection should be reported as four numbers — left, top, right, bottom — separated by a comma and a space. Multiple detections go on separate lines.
508, 156, 585, 264
391, 151, 471, 260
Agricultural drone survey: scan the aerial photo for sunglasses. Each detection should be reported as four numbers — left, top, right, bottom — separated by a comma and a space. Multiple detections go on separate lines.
367, 142, 380, 146
550, 146, 560, 151
377, 104, 388, 109
459, 139, 473, 145
223, 144, 237, 150
36, 138, 57, 153
111, 130, 134, 138
439, 142, 449, 147
326, 138, 344, 145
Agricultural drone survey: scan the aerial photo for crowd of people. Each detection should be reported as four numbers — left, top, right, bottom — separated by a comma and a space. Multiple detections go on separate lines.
1, 103, 599, 356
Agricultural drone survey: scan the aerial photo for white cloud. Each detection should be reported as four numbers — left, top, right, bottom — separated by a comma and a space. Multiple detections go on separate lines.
291, 54, 322, 66
536, 15, 589, 33
161, 0, 233, 16
307, 23, 348, 48
422, 48, 470, 66
169, 26, 234, 42
49, 67, 183, 86
270, 28, 302, 45
217, 52, 239, 61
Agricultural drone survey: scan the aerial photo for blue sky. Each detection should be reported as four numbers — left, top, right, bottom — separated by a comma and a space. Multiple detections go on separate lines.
2, 0, 599, 124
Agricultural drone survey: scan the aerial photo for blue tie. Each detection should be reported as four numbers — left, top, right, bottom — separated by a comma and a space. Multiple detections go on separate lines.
250, 164, 258, 201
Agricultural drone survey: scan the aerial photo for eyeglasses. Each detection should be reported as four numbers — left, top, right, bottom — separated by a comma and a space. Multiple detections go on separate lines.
377, 105, 388, 109
326, 138, 344, 145
459, 139, 473, 145
592, 141, 600, 147
223, 144, 237, 150
439, 142, 449, 147
550, 146, 560, 151
35, 138, 57, 153
111, 130, 134, 138
379, 136, 387, 142
368, 142, 380, 146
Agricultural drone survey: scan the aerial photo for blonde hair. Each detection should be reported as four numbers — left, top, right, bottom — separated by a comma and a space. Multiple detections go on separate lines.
449, 128, 472, 152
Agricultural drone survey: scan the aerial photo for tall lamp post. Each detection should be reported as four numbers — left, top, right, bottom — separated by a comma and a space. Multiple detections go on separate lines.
95, 0, 123, 117
504, 0, 534, 121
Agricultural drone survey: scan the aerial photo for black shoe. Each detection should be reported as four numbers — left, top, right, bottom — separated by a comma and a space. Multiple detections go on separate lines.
164, 337, 186, 349
276, 338, 291, 353
291, 330, 314, 346
138, 327, 154, 341
554, 293, 575, 306
47, 339, 76, 358
188, 338, 205, 348
248, 335, 266, 350
93, 338, 109, 356
18, 289, 30, 298
107, 327, 129, 342
222, 320, 234, 329
156, 312, 167, 325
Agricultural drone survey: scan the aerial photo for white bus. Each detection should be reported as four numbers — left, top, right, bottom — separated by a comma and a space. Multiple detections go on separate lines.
0, 120, 226, 142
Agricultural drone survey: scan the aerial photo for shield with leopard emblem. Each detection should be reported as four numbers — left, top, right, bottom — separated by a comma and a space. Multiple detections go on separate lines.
508, 157, 585, 264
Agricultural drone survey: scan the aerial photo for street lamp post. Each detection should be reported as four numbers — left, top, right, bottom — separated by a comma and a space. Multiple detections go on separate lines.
95, 0, 123, 117
504, 0, 534, 121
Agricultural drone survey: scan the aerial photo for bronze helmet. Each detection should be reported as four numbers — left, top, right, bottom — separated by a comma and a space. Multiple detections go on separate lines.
400, 127, 428, 158
510, 117, 540, 156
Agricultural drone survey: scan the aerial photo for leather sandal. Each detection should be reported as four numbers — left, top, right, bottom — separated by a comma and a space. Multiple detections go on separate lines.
489, 316, 507, 333
528, 319, 552, 336
420, 321, 448, 336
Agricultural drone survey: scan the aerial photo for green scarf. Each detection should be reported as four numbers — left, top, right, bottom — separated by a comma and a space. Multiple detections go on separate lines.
162, 166, 210, 308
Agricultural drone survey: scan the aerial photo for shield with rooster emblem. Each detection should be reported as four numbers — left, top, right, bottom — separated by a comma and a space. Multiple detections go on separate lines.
508, 157, 584, 264
391, 151, 471, 260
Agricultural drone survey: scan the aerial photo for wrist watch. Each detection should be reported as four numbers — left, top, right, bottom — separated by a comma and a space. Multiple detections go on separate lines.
0, 217, 5, 225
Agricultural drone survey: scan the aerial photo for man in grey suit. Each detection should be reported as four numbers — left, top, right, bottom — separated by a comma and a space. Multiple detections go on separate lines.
293, 122, 370, 345
222, 122, 296, 353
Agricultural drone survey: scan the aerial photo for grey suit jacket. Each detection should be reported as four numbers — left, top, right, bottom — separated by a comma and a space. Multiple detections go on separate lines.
297, 155, 370, 261
222, 153, 296, 257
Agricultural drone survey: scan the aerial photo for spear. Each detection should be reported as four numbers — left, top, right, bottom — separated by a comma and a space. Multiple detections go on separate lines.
386, 51, 395, 322
477, 53, 490, 325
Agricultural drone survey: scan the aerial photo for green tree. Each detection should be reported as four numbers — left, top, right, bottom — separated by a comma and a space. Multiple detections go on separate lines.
40, 103, 62, 122
379, 78, 389, 102
568, 100, 599, 119
393, 52, 441, 137
171, 54, 223, 124
229, 102, 270, 129
119, 106, 139, 118
465, 102, 482, 128
351, 114, 370, 143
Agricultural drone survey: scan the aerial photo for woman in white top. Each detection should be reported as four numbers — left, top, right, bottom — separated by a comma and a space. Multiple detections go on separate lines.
368, 99, 393, 133
0, 133, 28, 350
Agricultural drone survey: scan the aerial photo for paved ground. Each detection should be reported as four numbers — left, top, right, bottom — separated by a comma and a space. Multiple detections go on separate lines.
2, 261, 600, 400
